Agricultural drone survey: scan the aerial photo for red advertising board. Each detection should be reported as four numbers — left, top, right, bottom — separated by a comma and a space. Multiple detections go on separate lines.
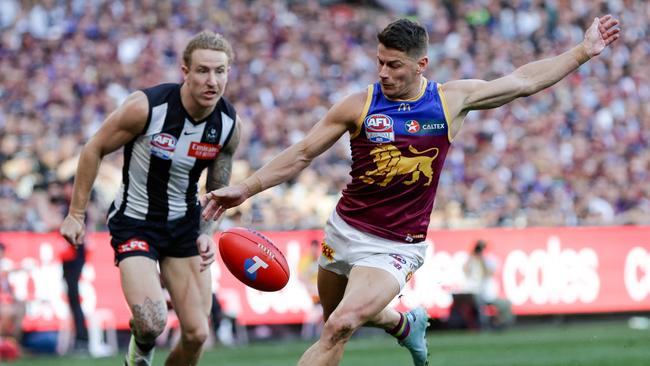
0, 226, 649, 331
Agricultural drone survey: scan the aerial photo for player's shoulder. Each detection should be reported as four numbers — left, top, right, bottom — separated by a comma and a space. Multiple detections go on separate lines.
140, 83, 180, 105
327, 90, 370, 126
439, 79, 486, 98
141, 82, 180, 95
121, 90, 149, 114
334, 89, 370, 110
111, 91, 149, 130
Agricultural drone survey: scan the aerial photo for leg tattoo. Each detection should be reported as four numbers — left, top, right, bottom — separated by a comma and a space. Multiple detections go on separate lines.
131, 297, 167, 343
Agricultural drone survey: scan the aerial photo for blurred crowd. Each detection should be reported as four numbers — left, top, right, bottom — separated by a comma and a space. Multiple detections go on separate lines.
1, 0, 648, 232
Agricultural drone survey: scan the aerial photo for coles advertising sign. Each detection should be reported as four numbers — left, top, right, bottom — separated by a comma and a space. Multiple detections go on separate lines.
0, 226, 648, 331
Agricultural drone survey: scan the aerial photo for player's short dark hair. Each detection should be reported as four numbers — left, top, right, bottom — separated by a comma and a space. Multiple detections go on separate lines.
377, 19, 429, 59
183, 30, 234, 67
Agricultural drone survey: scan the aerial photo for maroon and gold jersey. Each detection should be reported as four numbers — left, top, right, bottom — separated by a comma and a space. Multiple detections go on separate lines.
336, 80, 452, 243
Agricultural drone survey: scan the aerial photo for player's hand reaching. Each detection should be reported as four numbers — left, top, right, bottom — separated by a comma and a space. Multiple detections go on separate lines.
201, 184, 250, 221
60, 214, 85, 247
583, 15, 620, 57
196, 233, 216, 272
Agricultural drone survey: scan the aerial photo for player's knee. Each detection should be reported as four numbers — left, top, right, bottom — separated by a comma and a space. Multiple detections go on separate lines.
181, 324, 209, 349
131, 317, 166, 343
134, 325, 165, 343
322, 312, 363, 346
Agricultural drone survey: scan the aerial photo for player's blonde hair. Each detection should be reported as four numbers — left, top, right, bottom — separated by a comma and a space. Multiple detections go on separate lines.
183, 31, 234, 67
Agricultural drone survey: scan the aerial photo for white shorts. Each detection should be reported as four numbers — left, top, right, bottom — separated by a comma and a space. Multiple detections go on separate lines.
319, 211, 427, 290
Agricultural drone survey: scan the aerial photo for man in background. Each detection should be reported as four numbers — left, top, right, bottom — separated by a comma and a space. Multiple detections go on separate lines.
462, 240, 513, 330
0, 242, 25, 360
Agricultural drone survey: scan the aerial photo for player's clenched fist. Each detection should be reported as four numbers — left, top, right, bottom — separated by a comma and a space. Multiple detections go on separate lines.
60, 214, 85, 246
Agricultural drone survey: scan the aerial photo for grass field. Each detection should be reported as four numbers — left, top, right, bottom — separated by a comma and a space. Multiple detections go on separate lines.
10, 320, 650, 366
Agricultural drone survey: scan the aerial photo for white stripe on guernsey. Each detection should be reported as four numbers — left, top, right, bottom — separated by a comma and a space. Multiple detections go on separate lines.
123, 103, 168, 219
166, 119, 207, 220
219, 112, 234, 146
123, 136, 153, 219
107, 184, 124, 222
145, 103, 169, 136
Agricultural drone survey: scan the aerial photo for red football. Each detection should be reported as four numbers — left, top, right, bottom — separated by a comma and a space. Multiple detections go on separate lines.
218, 227, 289, 292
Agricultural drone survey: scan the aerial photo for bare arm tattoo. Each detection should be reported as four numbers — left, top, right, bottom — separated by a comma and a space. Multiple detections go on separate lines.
201, 118, 241, 235
206, 120, 240, 192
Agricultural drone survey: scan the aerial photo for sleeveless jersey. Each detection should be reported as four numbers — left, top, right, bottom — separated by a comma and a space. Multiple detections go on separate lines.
336, 80, 451, 243
109, 83, 237, 222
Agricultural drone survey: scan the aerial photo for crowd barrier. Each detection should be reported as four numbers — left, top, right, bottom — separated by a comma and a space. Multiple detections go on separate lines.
1, 226, 649, 331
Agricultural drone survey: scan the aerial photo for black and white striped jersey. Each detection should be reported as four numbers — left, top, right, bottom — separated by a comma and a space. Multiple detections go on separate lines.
108, 83, 237, 222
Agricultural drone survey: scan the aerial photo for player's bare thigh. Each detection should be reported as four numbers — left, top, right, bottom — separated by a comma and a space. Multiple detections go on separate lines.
119, 256, 166, 307
317, 266, 348, 320
160, 256, 212, 326
336, 265, 400, 321
318, 265, 401, 324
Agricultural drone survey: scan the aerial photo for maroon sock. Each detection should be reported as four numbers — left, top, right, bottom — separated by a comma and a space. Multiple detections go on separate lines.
386, 312, 411, 341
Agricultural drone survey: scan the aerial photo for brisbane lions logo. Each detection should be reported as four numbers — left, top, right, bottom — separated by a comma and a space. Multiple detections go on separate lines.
360, 145, 439, 187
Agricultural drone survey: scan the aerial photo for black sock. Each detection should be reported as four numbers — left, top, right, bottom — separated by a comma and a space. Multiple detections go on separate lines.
135, 339, 155, 353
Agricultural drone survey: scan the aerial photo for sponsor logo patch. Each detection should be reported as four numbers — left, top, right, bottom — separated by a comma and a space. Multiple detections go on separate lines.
422, 122, 446, 131
188, 142, 221, 159
244, 256, 269, 280
364, 114, 394, 143
406, 121, 447, 136
389, 253, 407, 264
117, 239, 150, 254
405, 233, 426, 242
398, 103, 411, 112
150, 133, 177, 160
405, 120, 420, 133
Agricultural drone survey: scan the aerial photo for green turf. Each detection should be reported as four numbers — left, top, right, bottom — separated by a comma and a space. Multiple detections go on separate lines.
10, 321, 650, 366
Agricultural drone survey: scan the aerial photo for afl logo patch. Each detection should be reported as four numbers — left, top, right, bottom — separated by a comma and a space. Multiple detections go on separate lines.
405, 120, 421, 133
365, 114, 395, 143
151, 133, 177, 160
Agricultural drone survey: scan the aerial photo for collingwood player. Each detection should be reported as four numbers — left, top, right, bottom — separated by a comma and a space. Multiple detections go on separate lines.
61, 31, 239, 366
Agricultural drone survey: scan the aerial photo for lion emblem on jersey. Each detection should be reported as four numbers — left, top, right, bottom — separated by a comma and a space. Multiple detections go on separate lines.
360, 144, 439, 187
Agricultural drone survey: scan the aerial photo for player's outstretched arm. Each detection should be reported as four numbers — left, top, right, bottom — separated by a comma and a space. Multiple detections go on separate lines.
201, 92, 365, 221
60, 92, 148, 246
442, 15, 620, 122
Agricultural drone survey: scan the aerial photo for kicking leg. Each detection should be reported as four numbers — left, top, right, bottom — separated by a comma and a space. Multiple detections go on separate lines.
161, 256, 211, 366
317, 267, 348, 321
365, 297, 430, 365
120, 257, 167, 366
297, 266, 400, 366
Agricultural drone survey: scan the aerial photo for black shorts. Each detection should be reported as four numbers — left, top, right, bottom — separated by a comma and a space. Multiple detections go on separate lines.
107, 210, 200, 265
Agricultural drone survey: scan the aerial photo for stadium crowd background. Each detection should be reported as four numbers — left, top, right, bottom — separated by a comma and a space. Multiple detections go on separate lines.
0, 0, 648, 233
